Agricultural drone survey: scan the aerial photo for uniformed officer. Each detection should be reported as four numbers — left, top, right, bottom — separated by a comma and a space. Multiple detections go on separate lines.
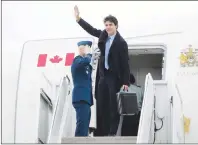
71, 40, 94, 136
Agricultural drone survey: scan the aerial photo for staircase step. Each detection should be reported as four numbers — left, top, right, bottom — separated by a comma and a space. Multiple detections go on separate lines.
62, 136, 137, 144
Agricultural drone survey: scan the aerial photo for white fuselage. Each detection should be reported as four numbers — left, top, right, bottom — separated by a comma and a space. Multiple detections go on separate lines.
2, 1, 198, 143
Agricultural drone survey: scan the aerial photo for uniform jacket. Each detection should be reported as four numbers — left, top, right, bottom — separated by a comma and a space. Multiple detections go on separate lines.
71, 54, 93, 106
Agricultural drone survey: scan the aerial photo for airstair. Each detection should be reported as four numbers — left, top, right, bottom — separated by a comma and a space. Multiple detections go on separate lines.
44, 72, 168, 144
45, 73, 138, 144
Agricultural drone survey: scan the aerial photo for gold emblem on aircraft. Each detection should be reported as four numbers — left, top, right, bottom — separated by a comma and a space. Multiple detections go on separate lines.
180, 45, 198, 67
183, 115, 191, 133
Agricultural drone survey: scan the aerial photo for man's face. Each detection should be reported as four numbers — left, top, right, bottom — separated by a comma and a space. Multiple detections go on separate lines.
104, 21, 117, 36
78, 45, 86, 56
78, 45, 91, 55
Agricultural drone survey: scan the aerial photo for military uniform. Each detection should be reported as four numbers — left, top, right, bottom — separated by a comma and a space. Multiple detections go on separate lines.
71, 41, 93, 136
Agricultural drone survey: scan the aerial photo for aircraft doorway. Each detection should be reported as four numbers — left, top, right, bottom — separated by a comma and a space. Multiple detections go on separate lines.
121, 44, 166, 136
129, 50, 165, 88
93, 44, 166, 137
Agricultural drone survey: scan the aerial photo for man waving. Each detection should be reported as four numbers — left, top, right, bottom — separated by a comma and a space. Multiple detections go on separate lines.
74, 5, 130, 136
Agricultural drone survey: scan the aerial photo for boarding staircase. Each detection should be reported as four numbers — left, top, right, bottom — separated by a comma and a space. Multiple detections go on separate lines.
42, 71, 169, 144
39, 65, 197, 144
39, 47, 175, 144
45, 74, 138, 144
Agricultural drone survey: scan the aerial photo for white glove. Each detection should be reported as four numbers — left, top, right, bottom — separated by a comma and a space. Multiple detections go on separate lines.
90, 48, 100, 67
92, 48, 100, 60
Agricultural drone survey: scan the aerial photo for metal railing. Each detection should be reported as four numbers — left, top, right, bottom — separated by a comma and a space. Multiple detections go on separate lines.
47, 75, 71, 143
137, 73, 155, 143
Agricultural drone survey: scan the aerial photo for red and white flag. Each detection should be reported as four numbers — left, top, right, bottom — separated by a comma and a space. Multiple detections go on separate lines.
37, 53, 75, 67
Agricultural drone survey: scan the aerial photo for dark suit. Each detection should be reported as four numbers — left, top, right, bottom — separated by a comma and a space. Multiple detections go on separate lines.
77, 18, 130, 136
71, 54, 93, 136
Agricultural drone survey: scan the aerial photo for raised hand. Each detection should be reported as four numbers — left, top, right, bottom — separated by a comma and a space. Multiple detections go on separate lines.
74, 5, 80, 21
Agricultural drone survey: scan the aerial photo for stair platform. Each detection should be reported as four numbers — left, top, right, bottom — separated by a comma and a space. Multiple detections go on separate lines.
62, 136, 137, 144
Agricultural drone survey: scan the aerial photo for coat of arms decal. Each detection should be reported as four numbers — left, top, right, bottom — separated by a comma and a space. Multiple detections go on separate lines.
180, 45, 198, 67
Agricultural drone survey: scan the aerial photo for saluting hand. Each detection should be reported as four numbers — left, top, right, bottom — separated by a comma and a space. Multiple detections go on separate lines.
74, 5, 80, 21
92, 48, 100, 60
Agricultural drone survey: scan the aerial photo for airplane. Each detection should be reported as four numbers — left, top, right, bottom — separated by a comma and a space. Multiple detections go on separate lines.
2, 1, 198, 144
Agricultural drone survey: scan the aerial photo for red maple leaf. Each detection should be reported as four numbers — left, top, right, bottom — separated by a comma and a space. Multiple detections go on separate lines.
50, 55, 63, 63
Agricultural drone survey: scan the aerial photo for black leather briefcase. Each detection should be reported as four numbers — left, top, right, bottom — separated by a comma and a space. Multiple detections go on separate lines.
117, 87, 139, 116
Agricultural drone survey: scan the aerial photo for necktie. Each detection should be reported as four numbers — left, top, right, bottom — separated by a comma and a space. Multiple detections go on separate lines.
105, 37, 111, 69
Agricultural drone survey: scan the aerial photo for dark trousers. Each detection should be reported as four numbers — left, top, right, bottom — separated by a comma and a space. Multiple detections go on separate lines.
73, 101, 91, 136
97, 69, 120, 136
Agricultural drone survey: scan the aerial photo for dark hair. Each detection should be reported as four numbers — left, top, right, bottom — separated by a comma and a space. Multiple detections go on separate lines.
129, 73, 136, 84
103, 15, 118, 27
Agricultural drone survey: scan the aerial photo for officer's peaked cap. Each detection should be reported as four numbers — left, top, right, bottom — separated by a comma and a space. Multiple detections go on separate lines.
77, 41, 92, 47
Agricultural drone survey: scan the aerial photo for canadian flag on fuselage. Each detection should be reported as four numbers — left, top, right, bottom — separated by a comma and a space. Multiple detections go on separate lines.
37, 53, 75, 67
